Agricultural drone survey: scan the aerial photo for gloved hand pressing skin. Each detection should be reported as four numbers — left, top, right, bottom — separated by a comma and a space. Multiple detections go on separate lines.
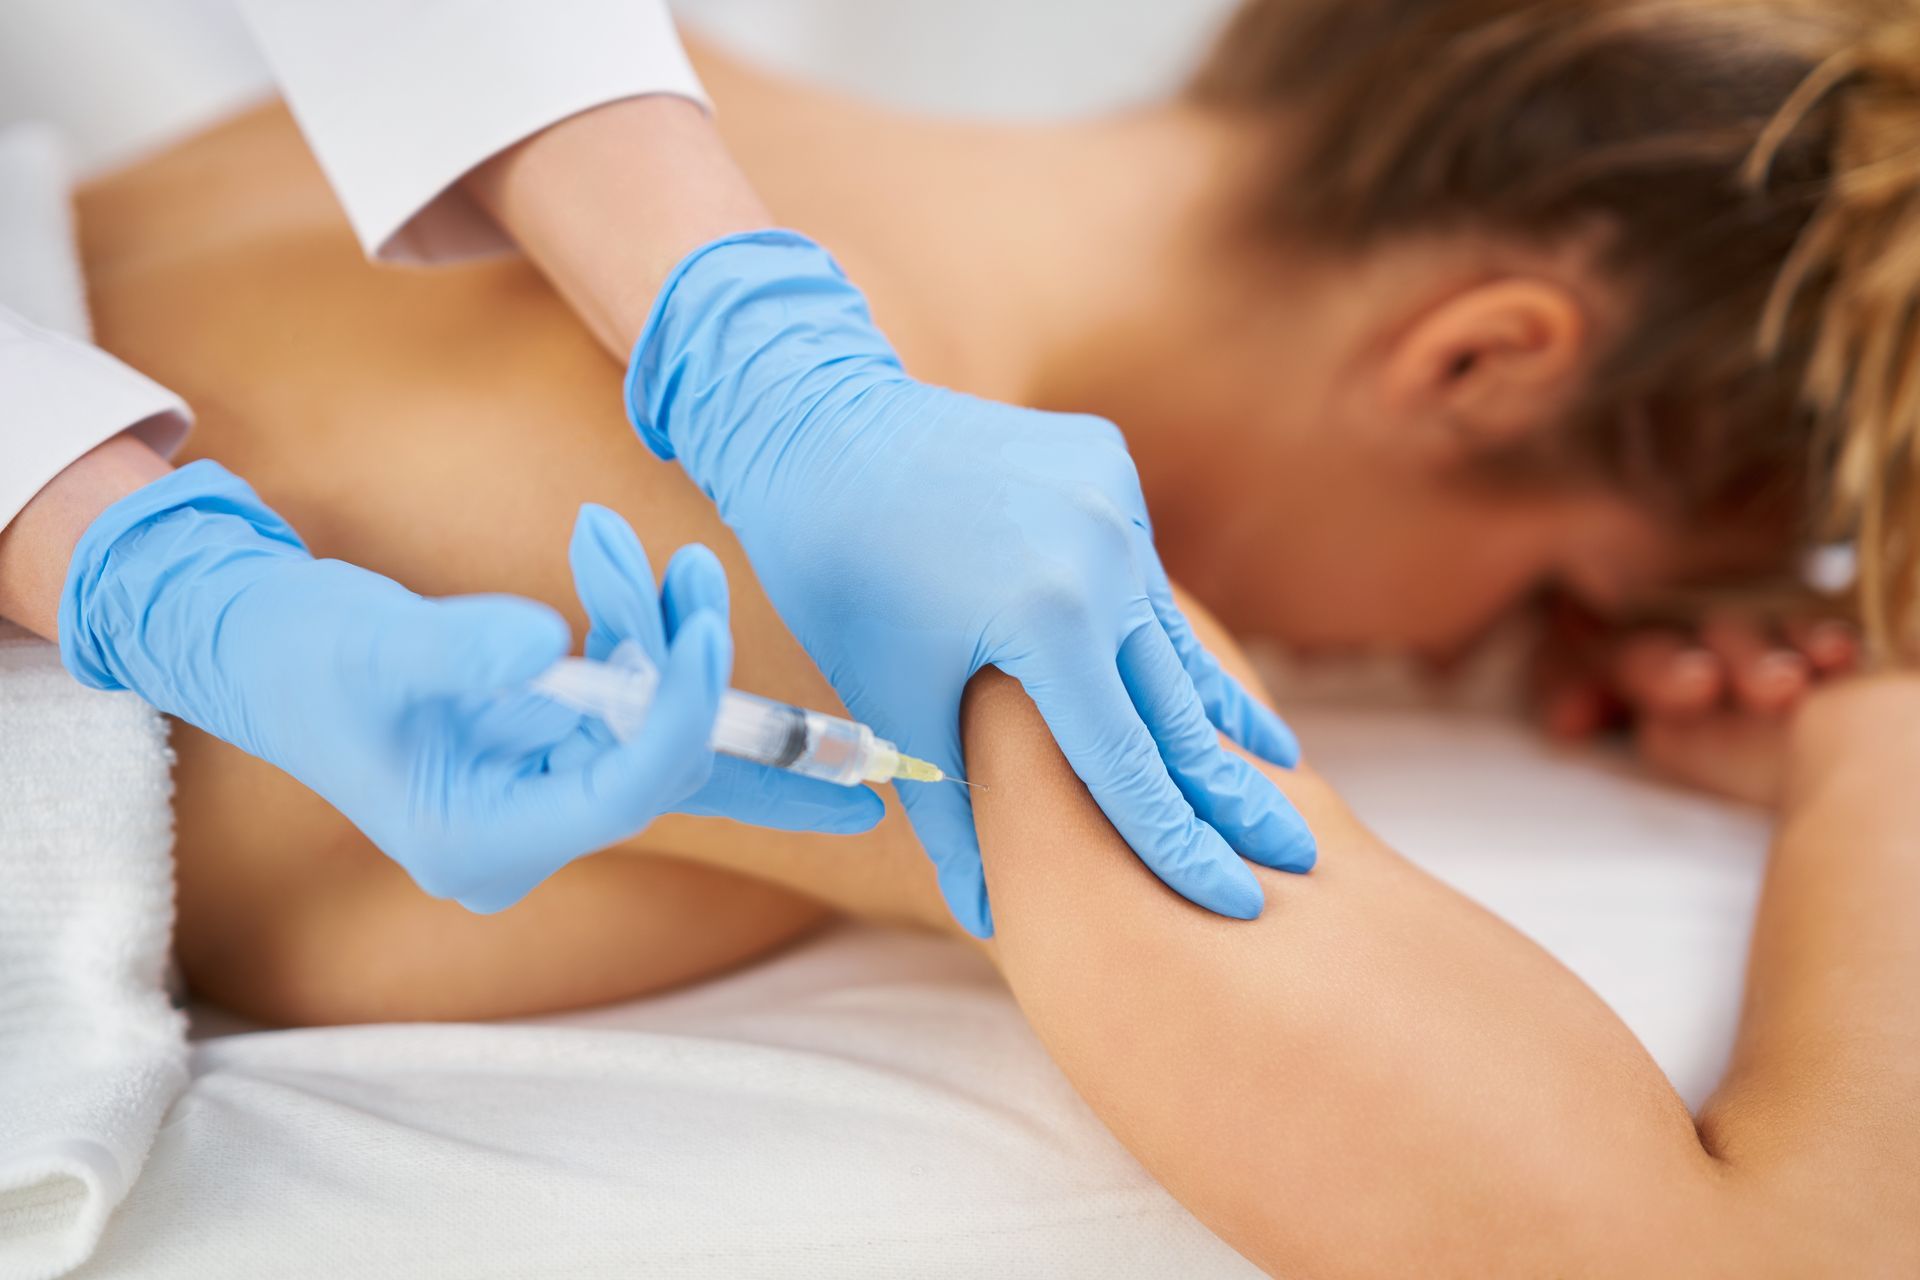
629, 230, 1316, 938
60, 463, 883, 913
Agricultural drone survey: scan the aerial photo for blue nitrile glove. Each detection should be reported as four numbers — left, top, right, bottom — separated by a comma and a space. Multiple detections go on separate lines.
628, 230, 1316, 938
59, 463, 883, 912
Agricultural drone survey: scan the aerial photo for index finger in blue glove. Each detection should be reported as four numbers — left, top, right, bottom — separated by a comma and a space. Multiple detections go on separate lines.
1137, 541, 1301, 770
659, 543, 730, 632
570, 504, 668, 663
1116, 622, 1316, 873
1017, 658, 1266, 920
679, 754, 887, 834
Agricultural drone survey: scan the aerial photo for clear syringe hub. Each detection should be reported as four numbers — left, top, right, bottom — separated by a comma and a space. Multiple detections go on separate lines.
530, 641, 946, 788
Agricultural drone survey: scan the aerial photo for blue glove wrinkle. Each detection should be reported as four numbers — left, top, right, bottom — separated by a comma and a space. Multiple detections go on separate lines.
60, 461, 305, 694
1135, 538, 1303, 771
1115, 622, 1316, 874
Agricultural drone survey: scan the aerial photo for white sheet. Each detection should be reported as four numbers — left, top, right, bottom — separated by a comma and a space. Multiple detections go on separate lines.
66, 706, 1768, 1279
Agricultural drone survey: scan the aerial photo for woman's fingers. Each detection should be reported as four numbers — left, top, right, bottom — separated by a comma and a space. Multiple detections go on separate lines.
1604, 611, 1855, 730
1611, 630, 1724, 719
1782, 616, 1860, 676
1701, 613, 1809, 715
1636, 711, 1791, 809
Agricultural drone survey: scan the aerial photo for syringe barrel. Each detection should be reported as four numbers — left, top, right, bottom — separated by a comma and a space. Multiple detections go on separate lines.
532, 642, 888, 787
712, 690, 876, 787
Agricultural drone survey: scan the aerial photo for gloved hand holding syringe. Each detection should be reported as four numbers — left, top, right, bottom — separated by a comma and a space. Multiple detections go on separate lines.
535, 640, 976, 790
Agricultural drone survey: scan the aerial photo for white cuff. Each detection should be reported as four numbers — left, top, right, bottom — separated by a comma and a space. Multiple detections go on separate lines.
0, 312, 191, 535
240, 0, 710, 265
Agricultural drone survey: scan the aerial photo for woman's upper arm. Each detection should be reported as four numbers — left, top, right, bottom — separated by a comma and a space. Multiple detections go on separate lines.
960, 592, 1736, 1276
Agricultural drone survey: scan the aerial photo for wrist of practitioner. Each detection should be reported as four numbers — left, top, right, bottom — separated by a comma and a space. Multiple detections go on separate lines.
464, 95, 773, 357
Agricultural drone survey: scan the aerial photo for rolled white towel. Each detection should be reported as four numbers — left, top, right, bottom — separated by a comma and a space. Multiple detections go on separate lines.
0, 628, 186, 1280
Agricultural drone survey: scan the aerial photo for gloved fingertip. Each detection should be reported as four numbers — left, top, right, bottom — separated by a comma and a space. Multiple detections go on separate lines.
1259, 713, 1303, 771
575, 501, 623, 530
936, 858, 995, 938
663, 544, 731, 625
827, 786, 889, 835
1216, 861, 1267, 920
670, 608, 733, 701
1230, 696, 1301, 769
701, 614, 734, 692
455, 879, 530, 916
953, 891, 995, 940
1255, 812, 1318, 875
570, 504, 656, 591
1229, 786, 1320, 873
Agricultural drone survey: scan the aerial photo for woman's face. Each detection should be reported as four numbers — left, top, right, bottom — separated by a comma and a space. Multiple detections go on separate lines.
1172, 471, 1749, 662
1132, 253, 1781, 660
1157, 437, 1728, 661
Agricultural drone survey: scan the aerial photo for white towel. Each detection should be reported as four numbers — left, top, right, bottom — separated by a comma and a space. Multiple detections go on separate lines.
0, 120, 190, 1280
0, 629, 185, 1280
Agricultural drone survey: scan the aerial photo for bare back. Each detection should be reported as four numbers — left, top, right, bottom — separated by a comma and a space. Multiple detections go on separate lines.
78, 105, 948, 1019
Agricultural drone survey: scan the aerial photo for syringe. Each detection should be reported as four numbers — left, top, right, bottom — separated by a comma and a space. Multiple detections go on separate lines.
532, 640, 967, 788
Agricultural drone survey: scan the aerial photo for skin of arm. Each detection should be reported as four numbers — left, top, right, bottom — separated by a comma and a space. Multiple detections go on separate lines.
0, 433, 172, 640
463, 96, 772, 358
961, 664, 1920, 1277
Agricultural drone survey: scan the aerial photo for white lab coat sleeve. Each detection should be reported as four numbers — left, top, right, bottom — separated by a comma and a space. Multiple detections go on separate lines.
239, 0, 710, 265
0, 310, 191, 535
0, 125, 190, 537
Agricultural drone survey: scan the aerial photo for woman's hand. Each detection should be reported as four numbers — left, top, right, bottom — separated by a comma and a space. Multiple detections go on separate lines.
60, 464, 883, 913
1532, 592, 1861, 807
628, 230, 1315, 937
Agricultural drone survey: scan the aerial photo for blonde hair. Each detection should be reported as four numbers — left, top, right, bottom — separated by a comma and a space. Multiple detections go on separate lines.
1192, 0, 1920, 656
1750, 1, 1920, 653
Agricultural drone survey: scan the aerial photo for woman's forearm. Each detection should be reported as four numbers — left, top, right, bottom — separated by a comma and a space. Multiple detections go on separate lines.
1698, 680, 1920, 1235
0, 434, 171, 640
463, 95, 771, 357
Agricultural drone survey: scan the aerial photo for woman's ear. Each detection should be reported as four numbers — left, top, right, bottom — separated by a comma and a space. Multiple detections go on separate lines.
1379, 279, 1589, 462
